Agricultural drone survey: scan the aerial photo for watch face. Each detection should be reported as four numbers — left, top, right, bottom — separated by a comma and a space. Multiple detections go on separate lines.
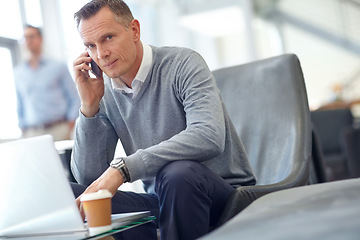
111, 158, 123, 168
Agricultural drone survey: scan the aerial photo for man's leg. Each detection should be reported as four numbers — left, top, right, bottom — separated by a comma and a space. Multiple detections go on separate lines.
155, 161, 234, 240
71, 183, 159, 240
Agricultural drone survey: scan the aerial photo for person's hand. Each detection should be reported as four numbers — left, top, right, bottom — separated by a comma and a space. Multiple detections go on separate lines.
75, 167, 124, 220
73, 52, 104, 118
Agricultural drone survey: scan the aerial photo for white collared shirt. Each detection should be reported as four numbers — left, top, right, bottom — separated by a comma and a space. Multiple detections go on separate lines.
111, 41, 153, 98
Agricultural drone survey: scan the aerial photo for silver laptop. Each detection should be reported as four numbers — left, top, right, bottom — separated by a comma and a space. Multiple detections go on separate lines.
0, 135, 149, 239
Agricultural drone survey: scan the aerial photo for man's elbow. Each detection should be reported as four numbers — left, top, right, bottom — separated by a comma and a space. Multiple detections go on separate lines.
212, 137, 225, 156
203, 130, 226, 158
70, 153, 92, 186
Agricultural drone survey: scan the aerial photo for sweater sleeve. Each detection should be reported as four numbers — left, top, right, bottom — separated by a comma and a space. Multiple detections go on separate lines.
70, 109, 118, 185
124, 50, 226, 181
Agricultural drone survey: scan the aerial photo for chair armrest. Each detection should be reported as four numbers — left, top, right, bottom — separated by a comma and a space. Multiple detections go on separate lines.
216, 158, 310, 227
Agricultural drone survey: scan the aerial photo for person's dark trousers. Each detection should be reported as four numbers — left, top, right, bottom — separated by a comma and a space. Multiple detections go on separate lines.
155, 161, 234, 240
71, 160, 234, 240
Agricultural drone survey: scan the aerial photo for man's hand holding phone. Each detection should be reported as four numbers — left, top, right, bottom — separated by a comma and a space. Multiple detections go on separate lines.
73, 52, 104, 118
90, 59, 102, 78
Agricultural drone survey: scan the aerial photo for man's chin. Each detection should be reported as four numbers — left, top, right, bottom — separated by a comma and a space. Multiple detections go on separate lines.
103, 71, 119, 79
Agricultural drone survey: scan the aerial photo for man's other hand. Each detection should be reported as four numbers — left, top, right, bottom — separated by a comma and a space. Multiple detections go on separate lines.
75, 167, 124, 220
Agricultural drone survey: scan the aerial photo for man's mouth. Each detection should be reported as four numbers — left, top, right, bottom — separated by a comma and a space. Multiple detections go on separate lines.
103, 59, 118, 69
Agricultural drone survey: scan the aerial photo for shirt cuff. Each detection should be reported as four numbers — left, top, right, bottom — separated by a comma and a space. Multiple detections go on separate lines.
122, 150, 148, 182
77, 109, 102, 132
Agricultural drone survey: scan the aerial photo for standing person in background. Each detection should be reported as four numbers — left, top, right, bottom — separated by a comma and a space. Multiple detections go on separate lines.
14, 25, 80, 141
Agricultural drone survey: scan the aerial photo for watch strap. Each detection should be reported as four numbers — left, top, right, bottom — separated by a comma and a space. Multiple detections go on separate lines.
110, 158, 130, 183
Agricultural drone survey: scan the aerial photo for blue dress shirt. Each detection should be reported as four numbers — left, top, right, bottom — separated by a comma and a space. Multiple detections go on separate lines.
14, 57, 80, 129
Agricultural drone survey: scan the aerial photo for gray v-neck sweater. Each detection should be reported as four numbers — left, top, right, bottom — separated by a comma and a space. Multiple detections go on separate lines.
71, 46, 255, 190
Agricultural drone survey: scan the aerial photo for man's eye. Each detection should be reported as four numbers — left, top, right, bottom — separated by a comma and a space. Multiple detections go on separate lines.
106, 35, 113, 40
87, 44, 95, 49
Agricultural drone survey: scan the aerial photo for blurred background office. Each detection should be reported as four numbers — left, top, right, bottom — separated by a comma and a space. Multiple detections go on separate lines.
1, 0, 360, 142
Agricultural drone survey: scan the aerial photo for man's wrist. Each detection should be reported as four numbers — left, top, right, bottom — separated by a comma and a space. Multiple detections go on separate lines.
80, 104, 100, 118
110, 157, 130, 183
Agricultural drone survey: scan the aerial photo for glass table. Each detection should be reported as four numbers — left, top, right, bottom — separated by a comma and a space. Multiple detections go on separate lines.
0, 216, 156, 240
86, 216, 156, 240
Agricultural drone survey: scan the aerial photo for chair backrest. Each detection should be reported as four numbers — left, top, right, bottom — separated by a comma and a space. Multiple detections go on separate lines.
212, 54, 311, 185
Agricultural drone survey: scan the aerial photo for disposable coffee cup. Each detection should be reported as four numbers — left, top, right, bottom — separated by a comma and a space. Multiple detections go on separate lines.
80, 189, 112, 236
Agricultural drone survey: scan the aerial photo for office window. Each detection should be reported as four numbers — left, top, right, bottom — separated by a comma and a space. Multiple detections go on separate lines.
0, 0, 23, 39
24, 0, 43, 27
59, 0, 89, 71
0, 47, 21, 139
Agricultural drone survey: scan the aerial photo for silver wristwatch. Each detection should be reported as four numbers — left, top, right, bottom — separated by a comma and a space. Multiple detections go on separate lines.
110, 157, 130, 183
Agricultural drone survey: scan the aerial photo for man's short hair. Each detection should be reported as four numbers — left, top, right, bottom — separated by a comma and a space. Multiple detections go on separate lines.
74, 0, 134, 28
24, 25, 42, 37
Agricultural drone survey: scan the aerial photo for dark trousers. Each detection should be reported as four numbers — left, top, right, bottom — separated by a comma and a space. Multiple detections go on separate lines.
71, 161, 234, 240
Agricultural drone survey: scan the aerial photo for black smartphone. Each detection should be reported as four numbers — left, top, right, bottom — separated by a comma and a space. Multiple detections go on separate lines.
90, 59, 102, 78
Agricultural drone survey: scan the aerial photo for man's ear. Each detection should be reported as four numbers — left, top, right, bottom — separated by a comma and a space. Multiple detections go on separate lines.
130, 19, 141, 42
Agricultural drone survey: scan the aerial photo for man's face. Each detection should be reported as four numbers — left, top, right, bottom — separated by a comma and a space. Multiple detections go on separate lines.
24, 27, 42, 54
78, 7, 140, 79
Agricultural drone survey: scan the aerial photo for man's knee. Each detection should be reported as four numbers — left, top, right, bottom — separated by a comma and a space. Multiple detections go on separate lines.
155, 161, 204, 195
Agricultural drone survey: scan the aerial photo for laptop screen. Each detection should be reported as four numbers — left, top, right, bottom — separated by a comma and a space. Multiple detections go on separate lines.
0, 135, 86, 237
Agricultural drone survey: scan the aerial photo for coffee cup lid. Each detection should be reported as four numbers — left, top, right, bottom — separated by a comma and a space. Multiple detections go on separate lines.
80, 189, 112, 202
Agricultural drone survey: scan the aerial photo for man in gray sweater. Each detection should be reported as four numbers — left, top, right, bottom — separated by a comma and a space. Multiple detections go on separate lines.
71, 1, 255, 239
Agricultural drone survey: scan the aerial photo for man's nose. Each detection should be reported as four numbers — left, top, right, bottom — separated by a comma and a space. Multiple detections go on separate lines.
97, 45, 110, 60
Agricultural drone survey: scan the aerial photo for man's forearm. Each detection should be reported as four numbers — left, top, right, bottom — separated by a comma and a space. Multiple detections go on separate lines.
71, 112, 118, 185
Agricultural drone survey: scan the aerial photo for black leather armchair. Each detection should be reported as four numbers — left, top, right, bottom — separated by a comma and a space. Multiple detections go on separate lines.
212, 54, 312, 226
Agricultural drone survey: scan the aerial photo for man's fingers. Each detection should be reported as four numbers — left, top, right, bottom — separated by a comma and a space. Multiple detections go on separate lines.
79, 202, 85, 221
74, 58, 92, 70
73, 51, 92, 68
75, 196, 81, 209
74, 63, 91, 74
74, 64, 91, 74
75, 196, 86, 221
73, 52, 93, 82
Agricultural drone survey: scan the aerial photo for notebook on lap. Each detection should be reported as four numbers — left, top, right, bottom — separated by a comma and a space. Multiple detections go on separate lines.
0, 135, 150, 239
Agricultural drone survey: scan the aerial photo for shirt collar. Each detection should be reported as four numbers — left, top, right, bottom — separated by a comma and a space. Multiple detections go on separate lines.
26, 56, 46, 68
135, 41, 152, 83
111, 41, 152, 90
